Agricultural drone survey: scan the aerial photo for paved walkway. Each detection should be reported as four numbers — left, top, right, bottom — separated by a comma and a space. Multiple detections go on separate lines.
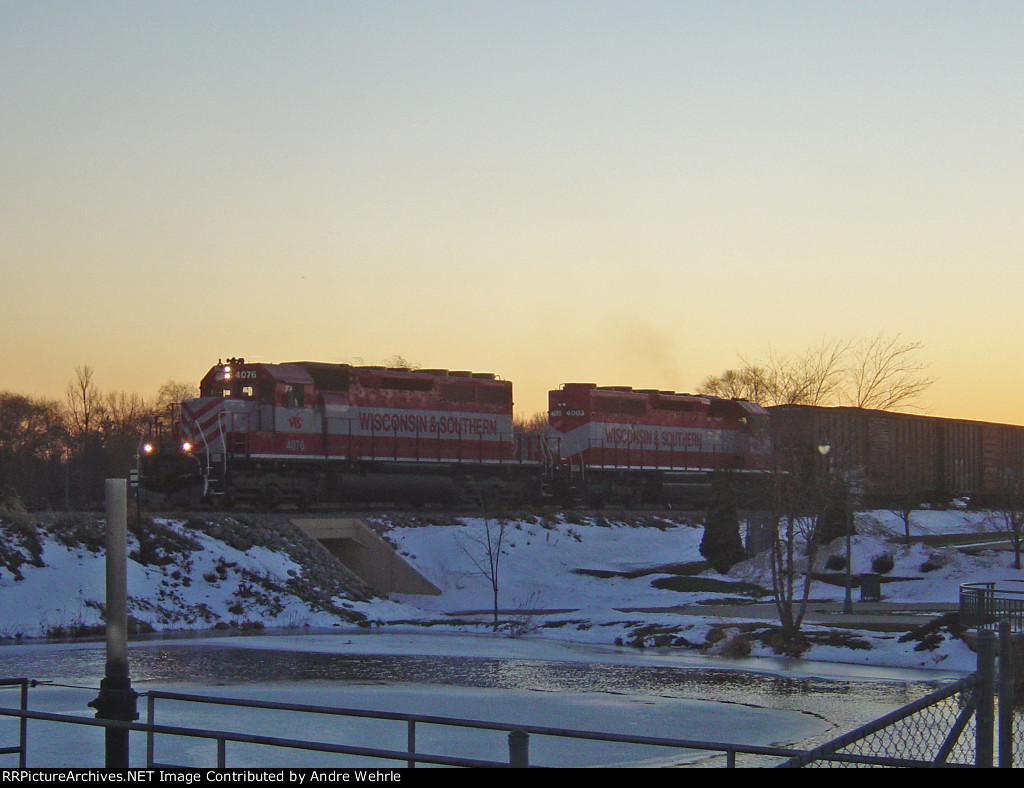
449, 601, 961, 632
616, 600, 961, 631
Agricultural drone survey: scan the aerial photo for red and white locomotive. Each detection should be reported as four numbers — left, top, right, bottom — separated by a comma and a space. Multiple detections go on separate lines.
548, 383, 771, 505
141, 358, 769, 507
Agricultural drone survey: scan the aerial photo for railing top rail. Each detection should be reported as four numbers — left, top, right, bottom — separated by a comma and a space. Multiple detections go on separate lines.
0, 706, 509, 769
960, 582, 1024, 606
0, 697, 806, 766
145, 689, 802, 757
961, 580, 1000, 591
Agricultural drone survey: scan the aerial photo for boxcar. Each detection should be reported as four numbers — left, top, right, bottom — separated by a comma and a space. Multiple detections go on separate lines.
768, 404, 1024, 505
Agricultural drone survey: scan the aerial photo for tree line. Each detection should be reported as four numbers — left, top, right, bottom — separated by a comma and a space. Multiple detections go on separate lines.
697, 333, 933, 411
0, 366, 194, 511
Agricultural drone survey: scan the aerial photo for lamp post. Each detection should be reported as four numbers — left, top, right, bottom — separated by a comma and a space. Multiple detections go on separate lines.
842, 476, 853, 614
818, 443, 853, 613
88, 479, 138, 767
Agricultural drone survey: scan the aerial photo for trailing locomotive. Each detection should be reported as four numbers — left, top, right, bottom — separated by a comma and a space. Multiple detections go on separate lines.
140, 358, 770, 507
548, 383, 771, 505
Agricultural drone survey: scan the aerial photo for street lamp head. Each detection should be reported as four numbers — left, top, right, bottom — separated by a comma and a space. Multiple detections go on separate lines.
817, 443, 831, 456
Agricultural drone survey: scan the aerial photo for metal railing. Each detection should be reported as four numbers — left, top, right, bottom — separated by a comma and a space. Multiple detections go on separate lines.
145, 689, 817, 768
961, 582, 1024, 632
0, 679, 27, 767
0, 683, 812, 768
5, 625, 1022, 769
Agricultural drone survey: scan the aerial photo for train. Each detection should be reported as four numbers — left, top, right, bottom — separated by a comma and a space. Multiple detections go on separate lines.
138, 357, 1024, 509
139, 358, 772, 508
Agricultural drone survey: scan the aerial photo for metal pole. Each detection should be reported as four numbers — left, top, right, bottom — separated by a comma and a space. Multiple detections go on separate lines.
508, 729, 529, 767
18, 681, 27, 768
88, 479, 138, 768
999, 622, 1014, 768
976, 629, 996, 768
843, 475, 853, 614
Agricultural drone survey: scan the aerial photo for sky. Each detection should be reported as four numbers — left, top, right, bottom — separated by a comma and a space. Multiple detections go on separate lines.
2, 2, 1023, 422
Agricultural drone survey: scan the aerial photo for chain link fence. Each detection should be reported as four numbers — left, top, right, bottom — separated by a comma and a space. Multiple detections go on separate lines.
784, 620, 1024, 767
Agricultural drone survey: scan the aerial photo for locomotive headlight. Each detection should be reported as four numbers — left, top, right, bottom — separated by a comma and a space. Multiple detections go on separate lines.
181, 442, 193, 453
142, 443, 154, 454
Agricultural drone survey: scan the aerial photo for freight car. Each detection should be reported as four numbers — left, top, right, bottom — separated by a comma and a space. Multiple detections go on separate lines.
139, 359, 770, 507
768, 404, 1024, 506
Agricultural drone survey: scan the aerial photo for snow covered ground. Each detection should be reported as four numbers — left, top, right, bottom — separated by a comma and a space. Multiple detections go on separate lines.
377, 507, 1013, 673
0, 506, 1014, 767
0, 507, 1017, 673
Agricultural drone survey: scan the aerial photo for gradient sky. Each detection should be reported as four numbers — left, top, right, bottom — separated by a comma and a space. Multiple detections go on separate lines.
2, 2, 1022, 422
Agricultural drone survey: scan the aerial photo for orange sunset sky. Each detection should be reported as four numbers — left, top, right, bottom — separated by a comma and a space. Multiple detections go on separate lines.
2, 2, 1023, 423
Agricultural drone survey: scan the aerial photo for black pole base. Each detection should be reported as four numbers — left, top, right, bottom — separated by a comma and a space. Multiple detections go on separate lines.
89, 676, 139, 769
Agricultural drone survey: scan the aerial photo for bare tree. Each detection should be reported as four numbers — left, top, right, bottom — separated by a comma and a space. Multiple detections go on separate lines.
513, 411, 548, 435
65, 365, 104, 449
766, 445, 828, 655
0, 393, 66, 508
698, 367, 767, 402
457, 516, 510, 632
153, 380, 197, 414
884, 445, 927, 545
845, 334, 934, 411
991, 467, 1024, 570
699, 333, 932, 412
385, 355, 419, 370
700, 339, 848, 407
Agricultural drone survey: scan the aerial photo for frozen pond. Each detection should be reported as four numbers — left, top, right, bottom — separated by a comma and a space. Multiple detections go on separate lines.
0, 632, 964, 768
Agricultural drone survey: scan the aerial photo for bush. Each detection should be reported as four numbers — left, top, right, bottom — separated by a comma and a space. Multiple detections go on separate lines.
49, 512, 105, 553
825, 554, 847, 571
651, 575, 769, 597
919, 552, 947, 573
871, 553, 895, 574
700, 476, 745, 573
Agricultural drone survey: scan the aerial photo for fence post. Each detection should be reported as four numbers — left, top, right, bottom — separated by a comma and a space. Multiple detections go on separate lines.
977, 629, 996, 768
18, 680, 27, 769
146, 694, 155, 767
508, 729, 529, 767
999, 622, 1015, 768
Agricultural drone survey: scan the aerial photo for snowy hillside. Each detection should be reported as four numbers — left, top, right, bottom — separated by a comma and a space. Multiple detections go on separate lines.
1, 506, 1020, 673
